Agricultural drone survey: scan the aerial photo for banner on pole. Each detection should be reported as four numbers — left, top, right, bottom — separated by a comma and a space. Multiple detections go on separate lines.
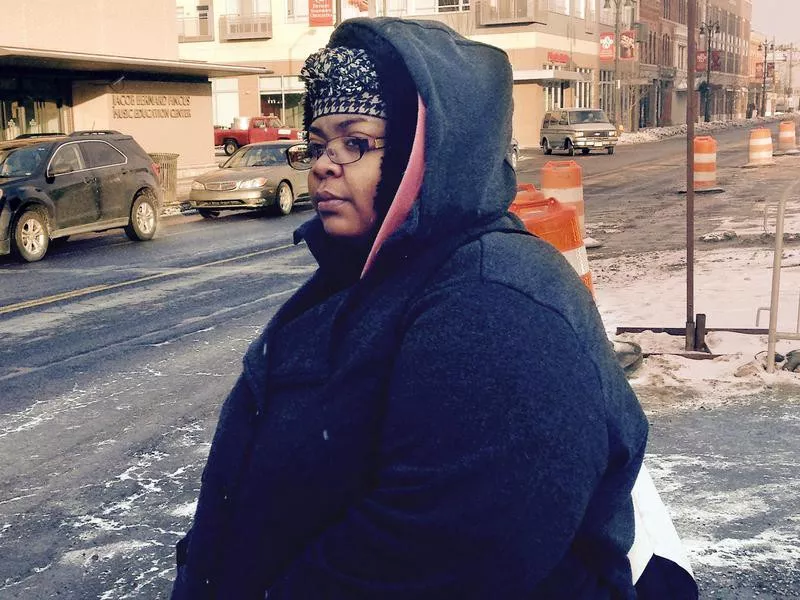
600, 32, 614, 61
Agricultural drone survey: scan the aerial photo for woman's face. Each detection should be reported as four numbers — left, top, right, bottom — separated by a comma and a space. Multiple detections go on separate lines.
307, 114, 386, 239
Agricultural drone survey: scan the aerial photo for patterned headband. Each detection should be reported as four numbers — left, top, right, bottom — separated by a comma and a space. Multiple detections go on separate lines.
300, 46, 388, 122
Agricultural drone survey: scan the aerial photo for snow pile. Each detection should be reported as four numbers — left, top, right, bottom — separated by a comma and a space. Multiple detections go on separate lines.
618, 114, 800, 145
592, 246, 800, 410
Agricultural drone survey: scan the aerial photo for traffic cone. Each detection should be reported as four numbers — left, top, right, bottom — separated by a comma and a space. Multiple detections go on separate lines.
682, 136, 724, 193
539, 160, 601, 248
743, 128, 776, 167
774, 121, 800, 156
510, 184, 594, 298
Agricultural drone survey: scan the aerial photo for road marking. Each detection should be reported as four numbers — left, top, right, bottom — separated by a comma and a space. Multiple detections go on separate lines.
0, 286, 298, 382
0, 244, 295, 316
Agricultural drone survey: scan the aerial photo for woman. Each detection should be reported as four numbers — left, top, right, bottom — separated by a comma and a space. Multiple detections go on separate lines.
172, 18, 649, 599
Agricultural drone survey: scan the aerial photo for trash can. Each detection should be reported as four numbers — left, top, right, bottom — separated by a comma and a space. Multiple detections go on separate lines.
148, 152, 179, 207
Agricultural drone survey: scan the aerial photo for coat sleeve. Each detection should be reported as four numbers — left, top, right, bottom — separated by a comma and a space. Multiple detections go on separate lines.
267, 282, 646, 599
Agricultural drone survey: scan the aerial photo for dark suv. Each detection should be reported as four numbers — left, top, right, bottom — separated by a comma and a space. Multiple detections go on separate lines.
0, 131, 162, 262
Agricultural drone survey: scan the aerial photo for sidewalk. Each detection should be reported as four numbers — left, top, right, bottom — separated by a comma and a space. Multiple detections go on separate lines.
617, 113, 799, 145
594, 148, 800, 383
590, 138, 800, 597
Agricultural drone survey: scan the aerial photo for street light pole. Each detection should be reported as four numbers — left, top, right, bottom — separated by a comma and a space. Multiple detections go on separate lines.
700, 19, 719, 123
605, 0, 636, 132
760, 40, 773, 117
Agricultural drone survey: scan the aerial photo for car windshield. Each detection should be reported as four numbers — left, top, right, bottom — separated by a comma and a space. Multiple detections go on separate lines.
0, 145, 49, 177
569, 110, 611, 125
224, 146, 288, 168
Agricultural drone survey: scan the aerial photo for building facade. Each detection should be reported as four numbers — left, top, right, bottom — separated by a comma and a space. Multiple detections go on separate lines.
178, 0, 606, 149
694, 0, 751, 122
750, 34, 800, 116
1, 0, 264, 173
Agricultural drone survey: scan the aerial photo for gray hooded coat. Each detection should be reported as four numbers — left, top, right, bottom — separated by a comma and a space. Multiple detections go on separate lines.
171, 17, 648, 600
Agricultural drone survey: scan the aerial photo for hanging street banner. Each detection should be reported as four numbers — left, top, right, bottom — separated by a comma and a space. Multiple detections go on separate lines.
309, 0, 333, 26
755, 62, 776, 79
600, 32, 615, 61
619, 30, 636, 60
695, 50, 722, 72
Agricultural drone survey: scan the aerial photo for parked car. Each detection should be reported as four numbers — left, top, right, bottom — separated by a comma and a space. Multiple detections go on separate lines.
0, 131, 162, 262
540, 108, 618, 156
189, 141, 310, 218
214, 115, 303, 156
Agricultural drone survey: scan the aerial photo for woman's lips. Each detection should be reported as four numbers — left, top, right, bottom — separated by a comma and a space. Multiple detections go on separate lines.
314, 196, 347, 213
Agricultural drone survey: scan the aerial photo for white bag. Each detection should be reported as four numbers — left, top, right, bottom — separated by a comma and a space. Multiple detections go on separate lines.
628, 463, 695, 584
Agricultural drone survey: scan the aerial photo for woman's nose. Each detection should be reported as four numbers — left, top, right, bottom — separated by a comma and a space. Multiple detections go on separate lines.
310, 151, 342, 177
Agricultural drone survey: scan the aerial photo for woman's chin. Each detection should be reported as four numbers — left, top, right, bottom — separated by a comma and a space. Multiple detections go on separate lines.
320, 215, 372, 240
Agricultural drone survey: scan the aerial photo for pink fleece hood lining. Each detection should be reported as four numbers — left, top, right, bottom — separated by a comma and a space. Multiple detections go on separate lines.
361, 95, 426, 278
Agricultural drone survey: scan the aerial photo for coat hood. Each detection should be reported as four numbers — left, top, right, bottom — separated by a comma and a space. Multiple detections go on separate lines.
297, 18, 518, 277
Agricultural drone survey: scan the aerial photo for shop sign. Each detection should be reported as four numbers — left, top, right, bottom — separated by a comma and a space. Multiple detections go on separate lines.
111, 94, 192, 119
547, 51, 570, 65
309, 0, 334, 26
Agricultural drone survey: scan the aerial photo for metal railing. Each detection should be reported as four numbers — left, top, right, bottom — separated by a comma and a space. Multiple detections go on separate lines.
177, 17, 214, 42
476, 0, 540, 25
219, 13, 273, 41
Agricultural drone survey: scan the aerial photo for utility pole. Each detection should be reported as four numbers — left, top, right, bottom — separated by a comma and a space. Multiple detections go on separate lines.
705, 31, 712, 121
686, 0, 697, 351
789, 44, 794, 107
614, 0, 622, 130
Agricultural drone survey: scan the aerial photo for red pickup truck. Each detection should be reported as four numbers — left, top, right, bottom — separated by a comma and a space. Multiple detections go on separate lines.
214, 115, 303, 155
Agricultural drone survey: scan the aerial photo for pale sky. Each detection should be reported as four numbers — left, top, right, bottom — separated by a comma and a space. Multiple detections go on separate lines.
751, 0, 800, 44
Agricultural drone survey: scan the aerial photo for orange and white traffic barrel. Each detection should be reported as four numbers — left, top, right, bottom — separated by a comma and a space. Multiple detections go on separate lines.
775, 121, 800, 156
693, 136, 723, 193
510, 186, 594, 297
743, 128, 776, 167
540, 161, 585, 239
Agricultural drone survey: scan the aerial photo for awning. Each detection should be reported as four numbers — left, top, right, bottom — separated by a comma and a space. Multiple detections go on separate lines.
0, 46, 270, 79
513, 69, 587, 83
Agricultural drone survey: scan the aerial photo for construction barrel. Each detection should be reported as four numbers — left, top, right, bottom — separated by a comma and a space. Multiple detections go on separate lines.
510, 183, 594, 297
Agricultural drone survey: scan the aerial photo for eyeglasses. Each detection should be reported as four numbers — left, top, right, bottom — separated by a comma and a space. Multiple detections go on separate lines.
286, 135, 385, 171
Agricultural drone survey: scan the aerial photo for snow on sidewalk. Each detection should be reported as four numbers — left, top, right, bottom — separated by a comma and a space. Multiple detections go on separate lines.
593, 245, 800, 411
617, 114, 800, 145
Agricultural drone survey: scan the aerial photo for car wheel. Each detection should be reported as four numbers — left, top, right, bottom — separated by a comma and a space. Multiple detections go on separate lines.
224, 140, 239, 156
581, 148, 590, 155
566, 140, 575, 157
272, 181, 294, 216
607, 147, 615, 155
13, 208, 49, 262
124, 191, 158, 241
198, 209, 221, 219
542, 139, 553, 155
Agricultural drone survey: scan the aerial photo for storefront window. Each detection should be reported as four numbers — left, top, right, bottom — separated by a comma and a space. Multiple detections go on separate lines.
1, 76, 71, 141
576, 68, 594, 108
259, 76, 305, 128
